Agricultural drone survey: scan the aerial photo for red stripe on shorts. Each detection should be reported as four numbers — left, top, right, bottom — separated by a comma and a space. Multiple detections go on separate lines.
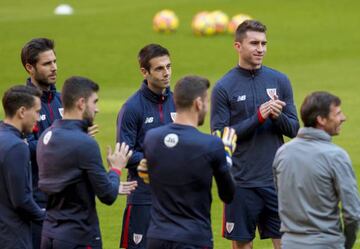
222, 203, 226, 237
120, 204, 133, 248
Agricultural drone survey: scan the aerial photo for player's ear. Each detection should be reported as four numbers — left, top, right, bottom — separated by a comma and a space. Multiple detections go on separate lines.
25, 63, 35, 74
17, 106, 27, 119
140, 67, 148, 78
76, 97, 86, 112
316, 115, 327, 128
194, 96, 202, 111
234, 41, 241, 53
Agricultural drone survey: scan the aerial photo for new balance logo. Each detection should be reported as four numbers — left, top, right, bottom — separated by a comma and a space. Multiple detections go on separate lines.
144, 117, 154, 124
40, 114, 46, 121
237, 95, 246, 102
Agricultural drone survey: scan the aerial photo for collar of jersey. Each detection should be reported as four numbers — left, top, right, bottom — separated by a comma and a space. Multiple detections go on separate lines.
141, 80, 170, 103
26, 78, 58, 102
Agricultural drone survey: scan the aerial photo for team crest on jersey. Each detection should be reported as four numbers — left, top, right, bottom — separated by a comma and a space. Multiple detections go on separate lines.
133, 233, 143, 245
226, 222, 234, 233
170, 112, 176, 121
43, 131, 52, 145
266, 88, 277, 100
164, 133, 179, 148
58, 108, 64, 117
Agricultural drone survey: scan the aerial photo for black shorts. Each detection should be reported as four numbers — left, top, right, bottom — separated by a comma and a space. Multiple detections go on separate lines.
222, 186, 282, 242
147, 238, 212, 249
41, 236, 101, 249
120, 204, 151, 249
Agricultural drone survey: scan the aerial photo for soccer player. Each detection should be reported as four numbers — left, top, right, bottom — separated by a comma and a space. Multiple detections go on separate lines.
36, 76, 133, 249
117, 44, 175, 249
0, 85, 45, 249
21, 38, 61, 208
143, 75, 236, 249
211, 20, 299, 249
21, 38, 101, 248
273, 91, 360, 249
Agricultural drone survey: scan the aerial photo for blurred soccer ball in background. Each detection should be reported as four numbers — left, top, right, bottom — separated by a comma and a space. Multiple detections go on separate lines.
228, 14, 252, 34
153, 9, 179, 33
192, 12, 216, 36
211, 10, 229, 34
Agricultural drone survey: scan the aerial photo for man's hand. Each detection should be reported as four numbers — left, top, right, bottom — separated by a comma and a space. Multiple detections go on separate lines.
106, 142, 133, 170
269, 95, 286, 119
213, 127, 237, 167
88, 124, 99, 137
137, 159, 149, 184
119, 181, 138, 195
259, 100, 272, 120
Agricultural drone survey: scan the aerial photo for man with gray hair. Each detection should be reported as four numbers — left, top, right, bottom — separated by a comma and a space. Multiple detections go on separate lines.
273, 91, 360, 249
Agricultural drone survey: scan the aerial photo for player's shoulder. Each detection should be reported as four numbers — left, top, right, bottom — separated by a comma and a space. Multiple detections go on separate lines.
262, 65, 289, 81
215, 67, 240, 87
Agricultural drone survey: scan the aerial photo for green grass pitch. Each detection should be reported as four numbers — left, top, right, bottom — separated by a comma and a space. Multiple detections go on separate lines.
1, 0, 360, 248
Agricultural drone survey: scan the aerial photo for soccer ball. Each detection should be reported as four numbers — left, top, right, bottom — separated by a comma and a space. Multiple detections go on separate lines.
153, 9, 179, 33
228, 14, 252, 34
191, 12, 216, 36
211, 10, 229, 34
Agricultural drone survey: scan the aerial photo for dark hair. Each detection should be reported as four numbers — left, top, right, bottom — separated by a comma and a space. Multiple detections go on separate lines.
300, 91, 341, 127
138, 44, 170, 71
61, 76, 99, 110
21, 38, 55, 70
2, 85, 42, 118
174, 75, 210, 110
235, 20, 267, 42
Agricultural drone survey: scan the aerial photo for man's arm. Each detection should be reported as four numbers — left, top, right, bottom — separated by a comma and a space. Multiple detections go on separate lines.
116, 103, 144, 168
80, 141, 121, 205
211, 84, 261, 139
4, 143, 44, 222
211, 139, 236, 204
332, 151, 360, 249
270, 76, 299, 138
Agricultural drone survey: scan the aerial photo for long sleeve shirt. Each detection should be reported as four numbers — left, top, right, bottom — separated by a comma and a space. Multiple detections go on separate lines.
273, 127, 360, 248
0, 122, 45, 249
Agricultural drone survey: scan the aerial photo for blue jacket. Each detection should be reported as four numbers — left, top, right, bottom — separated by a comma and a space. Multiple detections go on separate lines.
37, 119, 120, 246
211, 65, 299, 187
144, 123, 235, 247
116, 80, 175, 205
26, 78, 63, 207
0, 122, 45, 249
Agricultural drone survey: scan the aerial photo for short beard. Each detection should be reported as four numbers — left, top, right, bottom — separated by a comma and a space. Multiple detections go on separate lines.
82, 107, 94, 127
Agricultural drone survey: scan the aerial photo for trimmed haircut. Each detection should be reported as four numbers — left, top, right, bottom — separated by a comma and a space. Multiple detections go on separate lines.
2, 85, 42, 118
138, 44, 170, 71
21, 38, 55, 70
174, 75, 210, 110
61, 76, 99, 110
300, 91, 341, 128
235, 20, 267, 42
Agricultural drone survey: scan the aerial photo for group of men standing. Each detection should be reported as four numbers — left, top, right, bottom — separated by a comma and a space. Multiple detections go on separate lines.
1, 19, 360, 249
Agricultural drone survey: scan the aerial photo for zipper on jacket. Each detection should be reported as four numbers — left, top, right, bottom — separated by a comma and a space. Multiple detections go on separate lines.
158, 96, 164, 123
48, 93, 54, 122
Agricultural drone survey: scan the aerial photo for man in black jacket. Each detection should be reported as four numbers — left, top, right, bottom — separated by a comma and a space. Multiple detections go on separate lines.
0, 85, 45, 249
37, 76, 132, 249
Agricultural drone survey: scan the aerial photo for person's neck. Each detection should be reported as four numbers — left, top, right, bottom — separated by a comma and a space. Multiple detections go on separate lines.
174, 111, 198, 128
238, 60, 261, 70
147, 82, 165, 95
63, 110, 83, 121
31, 78, 50, 91
4, 118, 22, 133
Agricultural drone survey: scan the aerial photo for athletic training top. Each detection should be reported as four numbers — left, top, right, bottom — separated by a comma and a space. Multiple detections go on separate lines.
144, 123, 235, 247
211, 65, 299, 187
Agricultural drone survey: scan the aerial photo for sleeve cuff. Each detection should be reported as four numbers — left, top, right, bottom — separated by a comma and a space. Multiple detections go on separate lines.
257, 109, 266, 124
110, 168, 122, 176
